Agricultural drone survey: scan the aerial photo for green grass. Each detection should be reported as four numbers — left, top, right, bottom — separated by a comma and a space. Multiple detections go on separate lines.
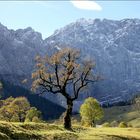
129, 118, 140, 128
101, 105, 140, 128
0, 104, 140, 139
102, 105, 135, 122
71, 105, 140, 128
78, 127, 140, 140
0, 121, 140, 140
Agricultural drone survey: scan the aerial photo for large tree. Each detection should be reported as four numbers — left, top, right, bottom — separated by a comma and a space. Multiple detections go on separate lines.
32, 48, 99, 130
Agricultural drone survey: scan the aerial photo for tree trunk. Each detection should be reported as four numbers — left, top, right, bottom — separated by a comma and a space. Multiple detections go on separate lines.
63, 99, 73, 130
92, 120, 95, 127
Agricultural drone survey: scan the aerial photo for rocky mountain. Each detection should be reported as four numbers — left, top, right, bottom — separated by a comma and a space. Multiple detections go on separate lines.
0, 22, 65, 116
0, 23, 58, 86
0, 23, 63, 110
45, 18, 140, 105
0, 19, 140, 110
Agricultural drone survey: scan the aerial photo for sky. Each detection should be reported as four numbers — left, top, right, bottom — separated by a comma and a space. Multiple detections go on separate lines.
0, 1, 140, 39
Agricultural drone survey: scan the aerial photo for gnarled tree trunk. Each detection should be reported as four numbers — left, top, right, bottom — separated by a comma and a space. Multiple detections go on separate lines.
63, 99, 73, 130
92, 120, 95, 127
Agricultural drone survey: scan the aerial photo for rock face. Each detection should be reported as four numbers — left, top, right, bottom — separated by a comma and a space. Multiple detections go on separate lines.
0, 18, 140, 108
0, 23, 56, 87
45, 18, 140, 104
0, 23, 60, 106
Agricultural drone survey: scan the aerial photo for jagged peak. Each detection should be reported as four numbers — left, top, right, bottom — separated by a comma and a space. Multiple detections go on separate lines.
0, 22, 9, 31
120, 18, 140, 26
51, 18, 140, 38
16, 27, 35, 34
15, 27, 43, 41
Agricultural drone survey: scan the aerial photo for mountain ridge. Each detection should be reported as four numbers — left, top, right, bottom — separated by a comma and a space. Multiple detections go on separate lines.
45, 18, 140, 105
0, 18, 140, 109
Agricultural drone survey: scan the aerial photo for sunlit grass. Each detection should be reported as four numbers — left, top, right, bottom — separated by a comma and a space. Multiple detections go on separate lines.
0, 121, 140, 140
79, 127, 140, 140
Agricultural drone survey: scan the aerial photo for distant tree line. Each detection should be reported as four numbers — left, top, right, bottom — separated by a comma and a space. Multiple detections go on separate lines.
102, 100, 132, 108
0, 80, 65, 120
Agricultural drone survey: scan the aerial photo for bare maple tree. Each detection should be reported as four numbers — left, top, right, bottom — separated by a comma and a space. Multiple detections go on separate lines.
32, 48, 99, 130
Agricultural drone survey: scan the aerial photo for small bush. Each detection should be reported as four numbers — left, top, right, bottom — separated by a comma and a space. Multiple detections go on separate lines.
102, 122, 110, 127
127, 123, 133, 127
32, 116, 41, 123
118, 122, 127, 128
24, 118, 31, 123
110, 120, 118, 127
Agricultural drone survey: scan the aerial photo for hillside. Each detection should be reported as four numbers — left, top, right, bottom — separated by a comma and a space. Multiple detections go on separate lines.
0, 122, 140, 140
102, 105, 140, 127
45, 18, 140, 105
70, 104, 140, 128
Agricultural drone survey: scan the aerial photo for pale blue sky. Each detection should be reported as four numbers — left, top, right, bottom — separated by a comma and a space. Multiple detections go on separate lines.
0, 1, 140, 39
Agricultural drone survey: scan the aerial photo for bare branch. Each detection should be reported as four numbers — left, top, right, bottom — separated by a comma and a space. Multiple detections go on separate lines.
39, 72, 60, 88
32, 48, 99, 102
72, 67, 94, 100
54, 63, 61, 89
39, 83, 61, 94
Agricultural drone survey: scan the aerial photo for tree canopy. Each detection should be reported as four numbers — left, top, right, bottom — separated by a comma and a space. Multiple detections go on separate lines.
80, 97, 103, 127
0, 97, 42, 122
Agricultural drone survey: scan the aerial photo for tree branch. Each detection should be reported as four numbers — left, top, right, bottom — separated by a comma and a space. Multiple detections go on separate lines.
72, 68, 92, 100
39, 72, 60, 88
54, 63, 61, 89
39, 83, 61, 94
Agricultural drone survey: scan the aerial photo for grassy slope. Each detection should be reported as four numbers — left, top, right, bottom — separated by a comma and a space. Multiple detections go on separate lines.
101, 105, 140, 127
0, 122, 140, 140
72, 105, 140, 127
